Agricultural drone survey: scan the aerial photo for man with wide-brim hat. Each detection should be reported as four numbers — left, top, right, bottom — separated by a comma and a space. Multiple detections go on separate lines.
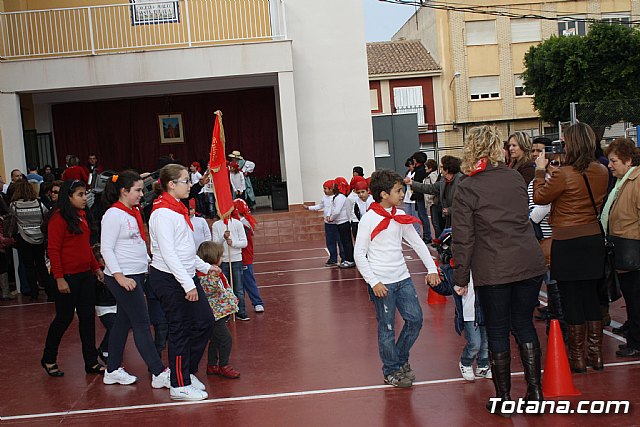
227, 150, 244, 160
227, 150, 256, 207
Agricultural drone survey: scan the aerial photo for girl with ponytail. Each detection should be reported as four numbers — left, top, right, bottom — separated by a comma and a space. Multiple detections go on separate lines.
99, 170, 171, 388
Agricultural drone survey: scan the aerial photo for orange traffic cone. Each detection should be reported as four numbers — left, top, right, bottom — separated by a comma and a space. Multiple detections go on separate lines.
427, 286, 447, 305
542, 319, 581, 397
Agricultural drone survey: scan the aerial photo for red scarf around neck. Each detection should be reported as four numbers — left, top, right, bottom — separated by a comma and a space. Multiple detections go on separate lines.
369, 202, 421, 241
152, 192, 194, 231
468, 158, 489, 177
112, 201, 147, 242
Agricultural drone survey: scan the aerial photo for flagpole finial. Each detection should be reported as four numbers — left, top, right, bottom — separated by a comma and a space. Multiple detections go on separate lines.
214, 110, 223, 117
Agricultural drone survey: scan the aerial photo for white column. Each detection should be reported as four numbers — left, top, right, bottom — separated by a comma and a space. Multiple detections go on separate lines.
0, 93, 26, 177
276, 71, 303, 205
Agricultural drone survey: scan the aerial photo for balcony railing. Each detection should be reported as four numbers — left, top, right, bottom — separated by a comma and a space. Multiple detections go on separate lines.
0, 0, 286, 60
394, 105, 426, 126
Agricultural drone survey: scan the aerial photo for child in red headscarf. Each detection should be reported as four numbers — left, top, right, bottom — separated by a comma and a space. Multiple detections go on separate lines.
304, 180, 345, 266
233, 199, 265, 313
330, 177, 355, 268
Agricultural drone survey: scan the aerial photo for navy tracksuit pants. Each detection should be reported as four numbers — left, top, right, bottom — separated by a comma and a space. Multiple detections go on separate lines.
149, 267, 213, 388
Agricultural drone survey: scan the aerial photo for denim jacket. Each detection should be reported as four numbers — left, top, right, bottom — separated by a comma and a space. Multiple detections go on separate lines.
431, 263, 484, 336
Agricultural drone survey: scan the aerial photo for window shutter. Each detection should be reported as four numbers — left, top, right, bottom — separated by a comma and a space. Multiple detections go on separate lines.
466, 21, 497, 45
511, 19, 541, 43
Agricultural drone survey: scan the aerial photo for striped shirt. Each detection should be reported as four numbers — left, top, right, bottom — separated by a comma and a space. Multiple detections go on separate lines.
527, 180, 552, 239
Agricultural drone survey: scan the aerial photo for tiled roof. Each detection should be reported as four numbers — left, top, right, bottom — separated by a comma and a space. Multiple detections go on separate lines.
367, 40, 441, 76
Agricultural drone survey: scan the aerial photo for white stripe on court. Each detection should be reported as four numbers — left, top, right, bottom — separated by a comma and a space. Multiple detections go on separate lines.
253, 247, 326, 256
253, 256, 327, 265
254, 258, 424, 276
5, 360, 640, 421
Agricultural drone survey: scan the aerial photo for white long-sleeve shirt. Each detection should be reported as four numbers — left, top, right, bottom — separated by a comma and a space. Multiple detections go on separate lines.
350, 193, 373, 223
101, 208, 150, 276
308, 194, 333, 224
329, 193, 349, 225
230, 171, 246, 193
212, 218, 248, 263
191, 216, 212, 251
354, 206, 438, 287
150, 207, 211, 293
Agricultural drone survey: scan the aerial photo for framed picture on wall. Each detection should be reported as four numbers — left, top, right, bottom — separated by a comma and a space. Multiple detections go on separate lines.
158, 113, 185, 144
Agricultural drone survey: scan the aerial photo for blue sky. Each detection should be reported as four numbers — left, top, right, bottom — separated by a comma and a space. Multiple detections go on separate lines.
363, 0, 417, 42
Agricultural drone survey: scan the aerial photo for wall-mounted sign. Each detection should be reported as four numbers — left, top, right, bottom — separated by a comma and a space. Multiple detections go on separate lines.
130, 0, 180, 25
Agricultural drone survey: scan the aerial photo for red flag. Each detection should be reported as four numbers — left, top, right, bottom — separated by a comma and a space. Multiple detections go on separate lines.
209, 111, 234, 222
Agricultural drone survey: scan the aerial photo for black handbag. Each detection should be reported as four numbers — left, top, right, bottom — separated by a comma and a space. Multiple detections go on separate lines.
583, 175, 622, 303
530, 219, 544, 241
607, 235, 640, 271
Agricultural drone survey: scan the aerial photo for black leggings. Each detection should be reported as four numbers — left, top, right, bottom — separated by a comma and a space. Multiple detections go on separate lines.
42, 271, 98, 368
557, 279, 601, 325
336, 222, 354, 263
208, 316, 232, 366
619, 271, 640, 350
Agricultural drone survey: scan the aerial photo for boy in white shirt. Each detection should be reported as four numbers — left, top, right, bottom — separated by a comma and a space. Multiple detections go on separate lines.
189, 199, 211, 251
354, 169, 441, 388
229, 162, 246, 200
212, 217, 249, 320
350, 179, 374, 238
305, 180, 345, 266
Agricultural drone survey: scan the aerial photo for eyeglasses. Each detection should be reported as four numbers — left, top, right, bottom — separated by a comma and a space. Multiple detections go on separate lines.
51, 190, 59, 194
172, 179, 191, 185
549, 160, 562, 167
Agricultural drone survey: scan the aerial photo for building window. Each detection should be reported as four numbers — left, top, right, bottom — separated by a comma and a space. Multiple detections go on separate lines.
374, 140, 390, 158
514, 74, 530, 97
511, 19, 541, 43
465, 20, 497, 46
370, 89, 379, 111
469, 76, 500, 100
558, 16, 588, 36
601, 13, 631, 27
393, 86, 426, 125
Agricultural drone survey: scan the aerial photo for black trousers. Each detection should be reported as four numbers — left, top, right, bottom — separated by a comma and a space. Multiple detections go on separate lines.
476, 275, 543, 353
336, 222, 354, 263
149, 267, 213, 388
42, 271, 99, 368
98, 312, 116, 355
16, 237, 49, 299
557, 279, 602, 325
351, 222, 359, 240
208, 316, 232, 366
143, 275, 168, 357
105, 274, 165, 376
619, 270, 640, 350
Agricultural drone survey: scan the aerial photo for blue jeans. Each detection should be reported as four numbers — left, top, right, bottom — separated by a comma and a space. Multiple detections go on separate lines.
242, 264, 264, 306
461, 322, 489, 367
403, 202, 422, 235
476, 275, 543, 353
222, 261, 246, 317
205, 193, 215, 218
368, 277, 423, 376
325, 223, 345, 263
415, 201, 432, 241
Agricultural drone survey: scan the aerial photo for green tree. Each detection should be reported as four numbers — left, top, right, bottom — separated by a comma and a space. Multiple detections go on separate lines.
523, 22, 640, 140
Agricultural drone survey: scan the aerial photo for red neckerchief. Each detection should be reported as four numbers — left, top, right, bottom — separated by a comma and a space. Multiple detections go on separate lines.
467, 158, 489, 177
369, 202, 421, 241
112, 201, 146, 242
220, 272, 230, 289
152, 192, 193, 231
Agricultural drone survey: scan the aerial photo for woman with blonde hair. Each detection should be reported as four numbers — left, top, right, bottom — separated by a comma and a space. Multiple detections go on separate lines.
453, 125, 546, 417
508, 131, 536, 184
534, 122, 609, 373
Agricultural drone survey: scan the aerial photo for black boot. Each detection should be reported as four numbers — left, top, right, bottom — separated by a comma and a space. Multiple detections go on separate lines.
545, 281, 568, 342
486, 351, 512, 418
519, 342, 543, 403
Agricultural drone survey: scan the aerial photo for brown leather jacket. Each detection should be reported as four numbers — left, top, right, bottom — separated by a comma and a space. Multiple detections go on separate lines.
608, 167, 640, 240
452, 163, 546, 287
533, 161, 609, 240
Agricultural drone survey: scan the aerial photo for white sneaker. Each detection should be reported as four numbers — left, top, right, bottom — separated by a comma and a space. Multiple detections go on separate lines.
459, 362, 475, 382
151, 368, 171, 389
103, 367, 137, 385
170, 384, 208, 401
475, 365, 492, 379
190, 374, 206, 391
254, 304, 265, 313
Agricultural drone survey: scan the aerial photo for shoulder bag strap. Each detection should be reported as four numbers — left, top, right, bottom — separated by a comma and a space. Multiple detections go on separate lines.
582, 174, 606, 238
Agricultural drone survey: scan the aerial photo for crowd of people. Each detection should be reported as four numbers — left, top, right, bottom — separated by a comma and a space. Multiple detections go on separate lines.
0, 151, 264, 401
2, 123, 639, 412
306, 123, 639, 417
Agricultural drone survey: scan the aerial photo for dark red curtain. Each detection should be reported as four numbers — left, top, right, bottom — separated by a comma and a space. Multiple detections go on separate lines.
51, 87, 280, 178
